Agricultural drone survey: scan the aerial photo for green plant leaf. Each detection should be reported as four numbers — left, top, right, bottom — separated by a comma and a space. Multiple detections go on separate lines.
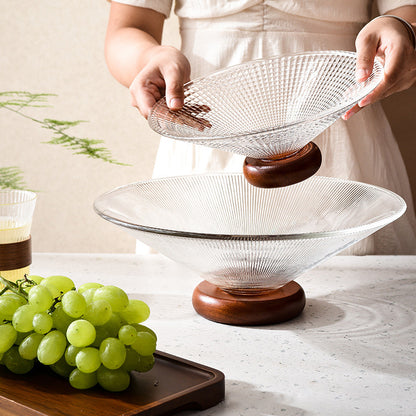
0, 166, 28, 190
1, 91, 128, 166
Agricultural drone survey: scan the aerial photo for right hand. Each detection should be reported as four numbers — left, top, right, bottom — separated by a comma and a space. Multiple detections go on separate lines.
129, 45, 191, 119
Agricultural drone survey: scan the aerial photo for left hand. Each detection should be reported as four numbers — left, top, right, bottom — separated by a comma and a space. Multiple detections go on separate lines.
343, 15, 416, 120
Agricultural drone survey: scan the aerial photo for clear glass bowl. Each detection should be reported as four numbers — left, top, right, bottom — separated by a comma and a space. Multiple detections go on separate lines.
148, 51, 383, 158
94, 174, 405, 294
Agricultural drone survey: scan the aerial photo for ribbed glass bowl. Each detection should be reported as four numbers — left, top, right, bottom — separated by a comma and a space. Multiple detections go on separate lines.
94, 174, 405, 294
148, 51, 383, 158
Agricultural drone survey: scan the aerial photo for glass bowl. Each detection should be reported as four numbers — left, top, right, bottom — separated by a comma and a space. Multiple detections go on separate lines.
94, 174, 405, 294
148, 51, 383, 159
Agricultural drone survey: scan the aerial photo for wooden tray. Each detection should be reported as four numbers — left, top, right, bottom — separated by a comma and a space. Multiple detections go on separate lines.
0, 350, 225, 416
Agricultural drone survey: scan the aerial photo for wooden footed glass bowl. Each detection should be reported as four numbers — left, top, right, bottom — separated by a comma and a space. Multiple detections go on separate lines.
148, 51, 383, 188
94, 173, 405, 326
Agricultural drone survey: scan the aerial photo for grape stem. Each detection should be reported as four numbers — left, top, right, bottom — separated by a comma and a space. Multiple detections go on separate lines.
0, 275, 31, 301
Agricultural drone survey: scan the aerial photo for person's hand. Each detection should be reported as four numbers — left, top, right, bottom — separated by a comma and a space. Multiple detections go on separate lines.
129, 45, 191, 119
343, 15, 416, 120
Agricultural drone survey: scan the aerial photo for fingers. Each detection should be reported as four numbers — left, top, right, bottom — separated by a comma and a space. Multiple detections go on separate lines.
129, 72, 164, 119
342, 103, 361, 120
155, 102, 212, 132
160, 110, 212, 131
128, 46, 191, 118
342, 27, 380, 120
355, 29, 379, 82
163, 61, 191, 111
342, 31, 379, 120
164, 76, 185, 111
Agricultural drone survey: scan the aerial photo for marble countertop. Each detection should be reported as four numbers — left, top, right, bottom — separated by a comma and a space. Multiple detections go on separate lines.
31, 253, 416, 416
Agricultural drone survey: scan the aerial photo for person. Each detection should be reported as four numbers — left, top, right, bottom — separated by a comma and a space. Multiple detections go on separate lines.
104, 0, 416, 255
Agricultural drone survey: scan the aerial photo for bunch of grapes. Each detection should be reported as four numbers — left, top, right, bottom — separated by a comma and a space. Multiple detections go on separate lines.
0, 274, 156, 392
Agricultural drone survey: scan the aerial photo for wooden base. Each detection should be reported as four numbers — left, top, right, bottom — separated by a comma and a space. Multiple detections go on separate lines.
243, 142, 322, 188
0, 236, 31, 270
192, 280, 306, 326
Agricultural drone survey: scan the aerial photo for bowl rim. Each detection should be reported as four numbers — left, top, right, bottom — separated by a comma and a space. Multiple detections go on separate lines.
148, 50, 384, 143
94, 174, 406, 241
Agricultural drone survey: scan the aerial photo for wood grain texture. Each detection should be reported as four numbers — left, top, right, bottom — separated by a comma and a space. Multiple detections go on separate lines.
243, 142, 322, 188
0, 237, 31, 270
0, 351, 224, 416
192, 280, 306, 325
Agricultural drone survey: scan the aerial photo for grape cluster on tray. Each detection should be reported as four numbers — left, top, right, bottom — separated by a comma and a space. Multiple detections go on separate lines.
0, 274, 156, 392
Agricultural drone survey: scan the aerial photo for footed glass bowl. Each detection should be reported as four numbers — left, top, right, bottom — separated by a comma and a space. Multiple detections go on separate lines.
148, 51, 383, 188
94, 174, 405, 325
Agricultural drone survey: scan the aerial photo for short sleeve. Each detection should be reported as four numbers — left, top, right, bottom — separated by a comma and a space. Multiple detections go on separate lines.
111, 0, 173, 18
376, 0, 416, 14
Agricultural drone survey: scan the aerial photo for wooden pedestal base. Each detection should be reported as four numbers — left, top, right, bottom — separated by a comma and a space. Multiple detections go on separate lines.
243, 142, 322, 188
192, 280, 306, 326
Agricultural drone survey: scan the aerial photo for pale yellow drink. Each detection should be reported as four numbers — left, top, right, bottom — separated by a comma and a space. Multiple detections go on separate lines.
0, 218, 31, 282
0, 190, 36, 286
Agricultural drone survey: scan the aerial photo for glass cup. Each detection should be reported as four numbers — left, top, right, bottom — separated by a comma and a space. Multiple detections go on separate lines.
0, 190, 37, 283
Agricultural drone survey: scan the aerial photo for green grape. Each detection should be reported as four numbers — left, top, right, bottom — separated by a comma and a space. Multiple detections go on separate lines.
0, 296, 25, 320
12, 304, 37, 332
69, 368, 98, 390
66, 319, 96, 347
52, 304, 75, 333
28, 285, 54, 312
3, 346, 34, 374
97, 366, 130, 392
80, 287, 98, 304
0, 323, 18, 353
32, 312, 53, 334
65, 344, 82, 367
122, 347, 140, 372
14, 330, 32, 345
78, 282, 103, 294
50, 355, 74, 378
61, 291, 86, 318
41, 275, 75, 295
1, 292, 27, 304
39, 281, 59, 298
131, 332, 156, 356
131, 323, 157, 341
91, 325, 112, 348
101, 313, 125, 339
26, 275, 44, 285
83, 299, 112, 326
37, 330, 67, 365
1, 275, 156, 391
120, 299, 150, 324
93, 286, 129, 313
18, 333, 44, 360
76, 347, 101, 373
99, 337, 126, 370
118, 325, 137, 345
136, 354, 155, 373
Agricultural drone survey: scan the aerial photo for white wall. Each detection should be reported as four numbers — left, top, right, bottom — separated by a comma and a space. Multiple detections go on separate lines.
0, 1, 179, 253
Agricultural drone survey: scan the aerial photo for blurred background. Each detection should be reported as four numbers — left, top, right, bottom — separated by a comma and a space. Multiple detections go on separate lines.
1, 1, 415, 253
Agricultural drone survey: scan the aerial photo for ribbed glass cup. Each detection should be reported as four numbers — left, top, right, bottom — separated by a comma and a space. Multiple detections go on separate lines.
94, 174, 405, 294
0, 190, 37, 282
148, 51, 383, 158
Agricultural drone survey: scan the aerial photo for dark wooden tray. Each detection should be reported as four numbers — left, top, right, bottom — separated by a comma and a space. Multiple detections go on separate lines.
0, 350, 225, 416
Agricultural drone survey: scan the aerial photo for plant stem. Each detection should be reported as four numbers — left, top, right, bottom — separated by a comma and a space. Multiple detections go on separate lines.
1, 91, 128, 166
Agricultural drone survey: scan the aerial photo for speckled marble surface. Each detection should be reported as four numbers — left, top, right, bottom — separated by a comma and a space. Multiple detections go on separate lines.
31, 254, 416, 416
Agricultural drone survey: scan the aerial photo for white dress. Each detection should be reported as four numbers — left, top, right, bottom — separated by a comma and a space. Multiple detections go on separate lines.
116, 0, 416, 254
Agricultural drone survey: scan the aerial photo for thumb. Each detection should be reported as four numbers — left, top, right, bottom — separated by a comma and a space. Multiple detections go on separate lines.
164, 71, 187, 111
355, 30, 379, 82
